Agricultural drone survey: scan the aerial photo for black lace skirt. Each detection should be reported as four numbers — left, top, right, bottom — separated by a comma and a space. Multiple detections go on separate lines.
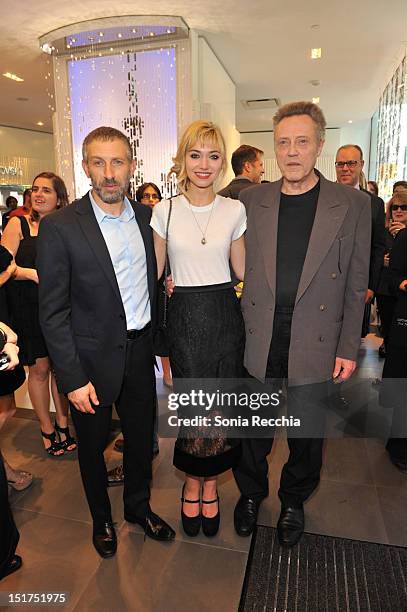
167, 284, 244, 477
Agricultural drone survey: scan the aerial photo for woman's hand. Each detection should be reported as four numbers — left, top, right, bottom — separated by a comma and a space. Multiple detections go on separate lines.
0, 261, 17, 287
0, 322, 18, 345
389, 221, 405, 237
1, 342, 19, 371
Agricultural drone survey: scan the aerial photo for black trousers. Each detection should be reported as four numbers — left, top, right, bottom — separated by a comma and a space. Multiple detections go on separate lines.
0, 453, 19, 579
376, 294, 397, 348
70, 331, 156, 526
234, 308, 325, 507
381, 344, 407, 461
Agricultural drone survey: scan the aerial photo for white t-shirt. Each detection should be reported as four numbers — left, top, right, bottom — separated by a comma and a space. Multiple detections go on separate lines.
150, 194, 246, 286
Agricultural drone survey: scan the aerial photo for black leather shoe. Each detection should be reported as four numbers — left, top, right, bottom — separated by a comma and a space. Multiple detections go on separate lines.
277, 506, 304, 547
92, 522, 117, 558
107, 464, 124, 487
125, 511, 175, 541
329, 394, 350, 411
389, 456, 407, 473
234, 496, 260, 537
0, 554, 22, 580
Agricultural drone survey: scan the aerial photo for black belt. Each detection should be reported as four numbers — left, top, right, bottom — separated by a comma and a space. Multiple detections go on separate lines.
126, 322, 151, 339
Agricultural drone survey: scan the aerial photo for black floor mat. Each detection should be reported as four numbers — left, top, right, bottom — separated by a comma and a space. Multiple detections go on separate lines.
239, 525, 407, 612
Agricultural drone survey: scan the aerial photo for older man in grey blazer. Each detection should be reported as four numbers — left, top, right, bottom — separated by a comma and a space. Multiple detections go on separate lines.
233, 101, 371, 547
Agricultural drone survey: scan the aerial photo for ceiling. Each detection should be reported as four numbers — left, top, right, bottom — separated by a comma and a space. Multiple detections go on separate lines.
1, 0, 406, 135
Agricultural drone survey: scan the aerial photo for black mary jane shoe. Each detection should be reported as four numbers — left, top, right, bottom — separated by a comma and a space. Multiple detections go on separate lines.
180, 484, 201, 537
125, 510, 175, 541
277, 506, 304, 548
92, 522, 117, 558
0, 555, 22, 581
201, 493, 220, 537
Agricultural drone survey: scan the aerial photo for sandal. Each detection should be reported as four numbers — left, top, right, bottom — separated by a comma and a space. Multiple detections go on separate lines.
0, 555, 22, 581
55, 422, 77, 452
41, 430, 64, 456
5, 462, 33, 491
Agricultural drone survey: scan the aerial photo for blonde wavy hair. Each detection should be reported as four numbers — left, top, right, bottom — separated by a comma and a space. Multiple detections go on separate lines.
169, 120, 227, 194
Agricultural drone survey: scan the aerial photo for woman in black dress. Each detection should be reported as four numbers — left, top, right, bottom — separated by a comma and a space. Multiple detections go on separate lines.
0, 245, 31, 490
376, 191, 407, 358
151, 121, 246, 537
1, 173, 75, 456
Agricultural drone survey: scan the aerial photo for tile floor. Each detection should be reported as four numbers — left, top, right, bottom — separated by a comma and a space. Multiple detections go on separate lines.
1, 333, 406, 611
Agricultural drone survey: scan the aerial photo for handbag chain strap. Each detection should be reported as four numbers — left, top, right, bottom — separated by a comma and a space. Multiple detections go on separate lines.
162, 198, 173, 328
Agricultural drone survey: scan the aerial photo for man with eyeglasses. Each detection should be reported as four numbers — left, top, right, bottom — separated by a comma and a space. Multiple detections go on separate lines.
335, 146, 386, 358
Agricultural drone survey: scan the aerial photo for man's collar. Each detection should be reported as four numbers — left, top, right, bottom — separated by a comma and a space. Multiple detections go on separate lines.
89, 190, 134, 222
234, 175, 253, 182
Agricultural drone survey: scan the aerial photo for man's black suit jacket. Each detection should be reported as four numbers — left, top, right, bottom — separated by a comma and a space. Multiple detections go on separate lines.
361, 187, 386, 292
37, 193, 157, 406
218, 177, 254, 200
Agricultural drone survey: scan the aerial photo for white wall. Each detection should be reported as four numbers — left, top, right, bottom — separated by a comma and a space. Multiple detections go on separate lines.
339, 119, 372, 169
194, 36, 240, 187
0, 125, 55, 169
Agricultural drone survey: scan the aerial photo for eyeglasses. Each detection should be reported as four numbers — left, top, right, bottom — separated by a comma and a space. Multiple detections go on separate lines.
142, 193, 160, 200
335, 160, 360, 168
391, 204, 407, 211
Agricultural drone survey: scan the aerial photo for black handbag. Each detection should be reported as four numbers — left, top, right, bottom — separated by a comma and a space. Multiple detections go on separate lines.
153, 199, 173, 357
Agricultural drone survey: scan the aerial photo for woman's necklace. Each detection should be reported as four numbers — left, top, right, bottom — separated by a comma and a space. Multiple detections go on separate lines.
187, 197, 216, 245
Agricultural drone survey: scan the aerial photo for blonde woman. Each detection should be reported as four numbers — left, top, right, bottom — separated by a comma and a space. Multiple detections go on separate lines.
151, 120, 246, 537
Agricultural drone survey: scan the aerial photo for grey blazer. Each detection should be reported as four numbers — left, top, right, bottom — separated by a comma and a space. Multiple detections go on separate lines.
240, 172, 371, 383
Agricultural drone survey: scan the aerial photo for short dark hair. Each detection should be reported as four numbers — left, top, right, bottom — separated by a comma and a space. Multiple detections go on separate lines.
30, 172, 69, 222
231, 145, 263, 176
135, 182, 162, 202
273, 101, 326, 141
82, 126, 132, 162
5, 196, 18, 209
336, 144, 364, 161
393, 180, 407, 193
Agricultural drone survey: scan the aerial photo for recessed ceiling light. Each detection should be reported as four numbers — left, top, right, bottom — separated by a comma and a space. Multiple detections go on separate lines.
312, 97, 320, 104
311, 48, 322, 59
3, 72, 24, 82
37, 121, 44, 126
348, 120, 353, 124
117, 33, 122, 38
99, 32, 104, 37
